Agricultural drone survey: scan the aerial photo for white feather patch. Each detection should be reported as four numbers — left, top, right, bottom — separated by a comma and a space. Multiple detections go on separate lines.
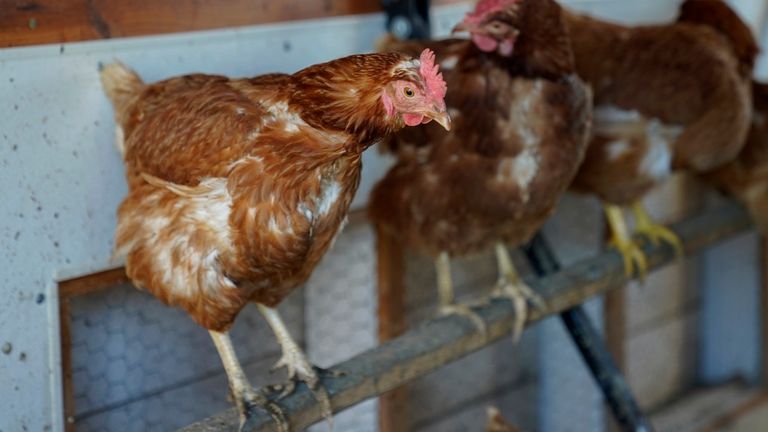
440, 56, 459, 70
116, 178, 234, 298
640, 120, 678, 181
606, 140, 631, 161
496, 151, 539, 196
115, 126, 125, 158
317, 181, 341, 216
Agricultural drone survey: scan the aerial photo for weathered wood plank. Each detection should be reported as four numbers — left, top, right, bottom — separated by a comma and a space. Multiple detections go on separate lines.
181, 202, 753, 432
0, 0, 465, 48
58, 267, 129, 298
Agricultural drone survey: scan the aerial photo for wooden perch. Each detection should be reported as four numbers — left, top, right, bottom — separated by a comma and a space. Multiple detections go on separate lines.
180, 202, 752, 432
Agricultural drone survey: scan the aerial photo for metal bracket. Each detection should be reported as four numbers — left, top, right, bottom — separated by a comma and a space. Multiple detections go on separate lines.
381, 0, 431, 40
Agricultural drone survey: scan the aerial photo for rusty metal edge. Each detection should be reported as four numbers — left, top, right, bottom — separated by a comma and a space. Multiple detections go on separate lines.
179, 202, 752, 432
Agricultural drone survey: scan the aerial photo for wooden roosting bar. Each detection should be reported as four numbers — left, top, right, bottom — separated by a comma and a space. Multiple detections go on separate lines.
182, 202, 753, 432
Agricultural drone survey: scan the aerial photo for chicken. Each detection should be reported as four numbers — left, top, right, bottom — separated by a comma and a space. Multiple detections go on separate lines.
99, 51, 449, 430
370, 0, 592, 339
703, 81, 768, 232
565, 0, 758, 277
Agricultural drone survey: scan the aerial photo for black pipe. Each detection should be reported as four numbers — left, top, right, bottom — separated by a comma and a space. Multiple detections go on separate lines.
381, 0, 431, 39
522, 233, 655, 432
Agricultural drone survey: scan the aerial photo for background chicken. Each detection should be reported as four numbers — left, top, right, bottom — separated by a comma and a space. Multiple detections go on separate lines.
565, 0, 758, 276
370, 0, 592, 338
100, 51, 449, 429
703, 81, 768, 231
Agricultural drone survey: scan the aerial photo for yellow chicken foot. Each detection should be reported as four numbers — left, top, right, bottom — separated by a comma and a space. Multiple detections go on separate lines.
435, 252, 487, 334
492, 243, 546, 342
209, 330, 289, 432
605, 204, 648, 280
631, 202, 683, 256
257, 304, 333, 430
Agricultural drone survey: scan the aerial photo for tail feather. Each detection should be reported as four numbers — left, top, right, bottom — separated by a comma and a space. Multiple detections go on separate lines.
100, 61, 144, 125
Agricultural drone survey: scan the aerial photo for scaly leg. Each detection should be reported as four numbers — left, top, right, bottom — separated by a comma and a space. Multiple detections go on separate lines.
435, 251, 487, 333
605, 204, 648, 280
492, 243, 546, 342
631, 202, 683, 256
256, 304, 333, 429
209, 331, 289, 432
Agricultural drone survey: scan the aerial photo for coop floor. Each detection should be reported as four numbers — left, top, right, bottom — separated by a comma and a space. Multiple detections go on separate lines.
650, 381, 768, 432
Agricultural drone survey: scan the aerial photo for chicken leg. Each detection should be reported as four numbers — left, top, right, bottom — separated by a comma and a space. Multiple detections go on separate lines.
604, 204, 648, 280
209, 330, 288, 432
492, 243, 546, 342
631, 202, 683, 256
256, 304, 333, 429
435, 252, 487, 333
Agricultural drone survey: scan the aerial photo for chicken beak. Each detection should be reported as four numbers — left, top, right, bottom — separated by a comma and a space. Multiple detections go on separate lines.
428, 109, 451, 131
452, 21, 469, 34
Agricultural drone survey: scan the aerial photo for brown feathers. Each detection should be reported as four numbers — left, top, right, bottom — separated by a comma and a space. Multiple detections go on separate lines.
678, 0, 759, 76
565, 1, 756, 205
703, 82, 768, 232
103, 52, 441, 331
370, 0, 591, 257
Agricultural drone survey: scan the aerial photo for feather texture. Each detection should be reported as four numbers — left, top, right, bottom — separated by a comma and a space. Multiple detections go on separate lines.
104, 52, 443, 330
370, 0, 592, 256
566, 0, 756, 205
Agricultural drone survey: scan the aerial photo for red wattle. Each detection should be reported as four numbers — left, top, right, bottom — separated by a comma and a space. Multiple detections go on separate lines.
472, 34, 498, 52
402, 113, 425, 126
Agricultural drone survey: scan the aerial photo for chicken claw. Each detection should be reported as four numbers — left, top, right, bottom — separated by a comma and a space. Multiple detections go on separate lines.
268, 347, 333, 428
435, 252, 488, 334
437, 303, 488, 334
493, 243, 546, 342
632, 203, 684, 256
258, 305, 334, 429
240, 388, 289, 432
209, 331, 289, 432
605, 204, 649, 280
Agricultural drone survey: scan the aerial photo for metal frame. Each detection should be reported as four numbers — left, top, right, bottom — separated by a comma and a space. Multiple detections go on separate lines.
181, 203, 752, 432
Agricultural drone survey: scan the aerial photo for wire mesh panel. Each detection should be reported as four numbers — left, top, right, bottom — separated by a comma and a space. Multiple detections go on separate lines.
68, 283, 304, 431
306, 221, 380, 432
400, 246, 540, 431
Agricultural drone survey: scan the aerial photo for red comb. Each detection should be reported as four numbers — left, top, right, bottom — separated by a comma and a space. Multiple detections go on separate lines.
464, 0, 521, 25
419, 49, 447, 101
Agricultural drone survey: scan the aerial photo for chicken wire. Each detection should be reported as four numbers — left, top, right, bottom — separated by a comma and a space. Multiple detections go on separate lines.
68, 283, 304, 431
67, 221, 379, 432
67, 193, 690, 432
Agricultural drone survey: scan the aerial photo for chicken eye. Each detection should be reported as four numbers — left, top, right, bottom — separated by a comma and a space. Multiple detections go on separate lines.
403, 87, 415, 98
487, 21, 505, 33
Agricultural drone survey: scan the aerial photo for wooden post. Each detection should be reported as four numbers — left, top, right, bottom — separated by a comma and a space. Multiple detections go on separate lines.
602, 216, 627, 432
375, 223, 409, 432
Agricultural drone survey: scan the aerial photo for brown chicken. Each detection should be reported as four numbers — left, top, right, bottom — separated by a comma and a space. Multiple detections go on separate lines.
100, 51, 449, 430
704, 81, 768, 231
370, 0, 592, 338
565, 0, 758, 276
